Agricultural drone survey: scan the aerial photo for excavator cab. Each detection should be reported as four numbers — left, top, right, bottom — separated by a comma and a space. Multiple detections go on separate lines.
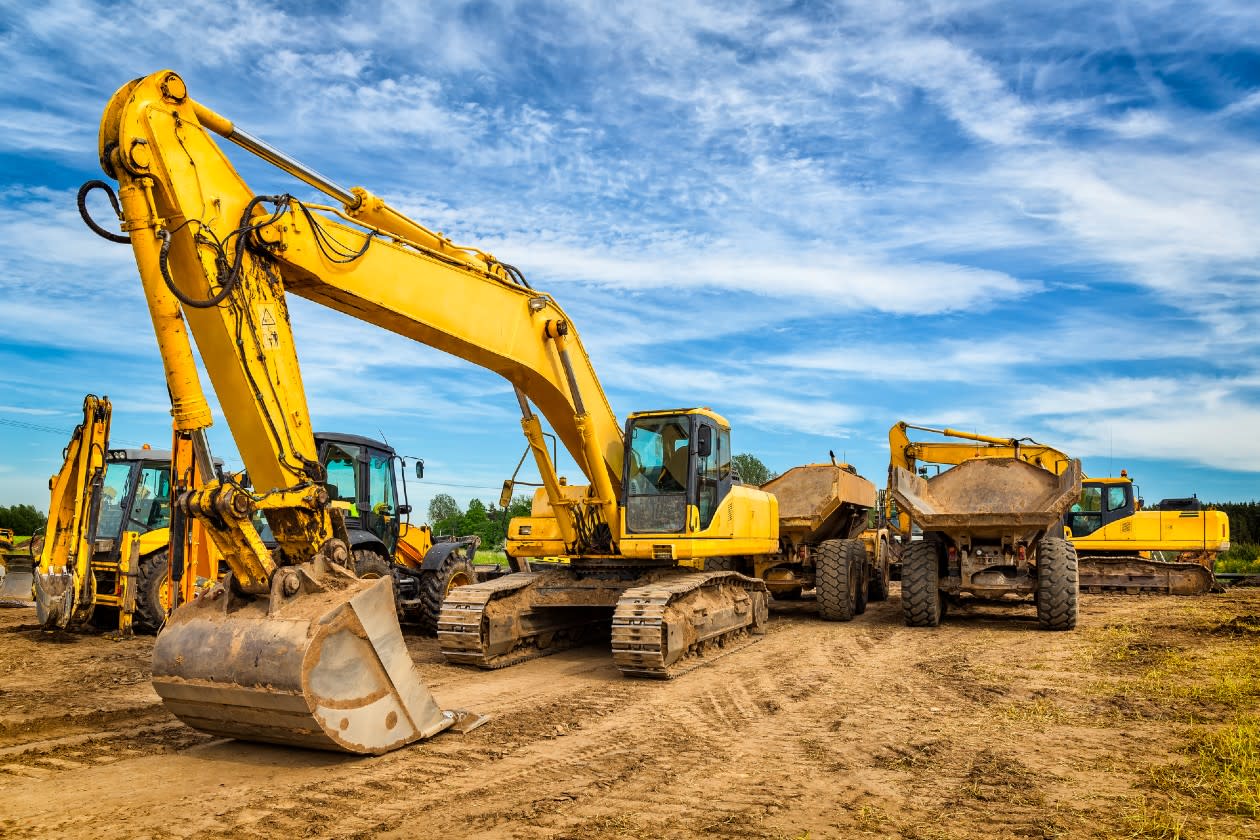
1063, 476, 1135, 538
623, 409, 734, 534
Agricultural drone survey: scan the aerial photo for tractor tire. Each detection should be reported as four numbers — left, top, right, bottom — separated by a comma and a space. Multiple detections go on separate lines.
901, 540, 944, 627
868, 541, 890, 603
1035, 537, 1078, 631
816, 538, 864, 621
134, 550, 175, 634
353, 549, 393, 581
415, 553, 478, 636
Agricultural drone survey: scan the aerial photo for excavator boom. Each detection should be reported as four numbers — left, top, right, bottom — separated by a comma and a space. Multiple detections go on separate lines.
96, 72, 482, 753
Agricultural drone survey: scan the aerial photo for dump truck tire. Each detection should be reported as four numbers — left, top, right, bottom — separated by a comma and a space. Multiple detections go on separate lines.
135, 550, 175, 634
416, 553, 477, 636
854, 555, 869, 615
353, 549, 392, 581
1035, 537, 1078, 631
817, 538, 863, 621
902, 540, 943, 627
868, 541, 890, 603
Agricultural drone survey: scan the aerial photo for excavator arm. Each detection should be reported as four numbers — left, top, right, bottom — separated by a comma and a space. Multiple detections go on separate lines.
31, 395, 112, 629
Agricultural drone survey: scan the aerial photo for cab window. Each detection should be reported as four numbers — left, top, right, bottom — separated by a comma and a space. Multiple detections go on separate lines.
96, 462, 134, 541
323, 444, 361, 506
129, 465, 172, 531
696, 422, 720, 528
1106, 486, 1128, 512
625, 417, 688, 533
1067, 485, 1104, 537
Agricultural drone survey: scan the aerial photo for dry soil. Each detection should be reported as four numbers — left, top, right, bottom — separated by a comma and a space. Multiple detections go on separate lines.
0, 585, 1257, 839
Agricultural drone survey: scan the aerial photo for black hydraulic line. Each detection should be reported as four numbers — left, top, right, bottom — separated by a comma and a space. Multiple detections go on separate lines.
77, 180, 130, 243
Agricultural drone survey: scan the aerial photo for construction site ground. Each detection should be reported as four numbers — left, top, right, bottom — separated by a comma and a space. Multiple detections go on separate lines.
1, 584, 1257, 840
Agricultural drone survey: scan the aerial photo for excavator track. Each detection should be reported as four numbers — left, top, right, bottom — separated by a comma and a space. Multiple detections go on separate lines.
611, 571, 770, 679
437, 572, 609, 669
1078, 555, 1215, 595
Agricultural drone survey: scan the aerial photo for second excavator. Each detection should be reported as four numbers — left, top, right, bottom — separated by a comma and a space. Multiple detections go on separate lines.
87, 70, 777, 750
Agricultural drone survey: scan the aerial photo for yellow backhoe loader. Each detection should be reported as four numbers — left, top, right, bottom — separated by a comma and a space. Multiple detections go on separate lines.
32, 395, 221, 635
888, 423, 1228, 599
83, 69, 776, 751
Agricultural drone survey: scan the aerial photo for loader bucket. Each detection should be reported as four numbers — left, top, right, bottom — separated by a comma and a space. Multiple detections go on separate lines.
0, 563, 34, 605
152, 564, 483, 754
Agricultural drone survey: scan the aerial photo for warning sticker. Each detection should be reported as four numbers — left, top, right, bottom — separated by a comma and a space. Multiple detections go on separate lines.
256, 303, 281, 350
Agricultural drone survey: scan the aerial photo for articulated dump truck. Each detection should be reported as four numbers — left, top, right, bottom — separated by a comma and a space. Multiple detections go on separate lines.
890, 444, 1084, 630
745, 461, 889, 621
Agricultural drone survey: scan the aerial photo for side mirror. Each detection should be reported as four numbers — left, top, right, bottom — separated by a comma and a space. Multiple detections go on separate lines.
696, 424, 712, 459
397, 504, 412, 516
414, 459, 425, 480
499, 480, 514, 509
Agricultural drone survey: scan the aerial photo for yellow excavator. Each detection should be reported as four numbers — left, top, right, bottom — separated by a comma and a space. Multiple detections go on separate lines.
888, 423, 1228, 597
32, 395, 221, 635
84, 69, 776, 751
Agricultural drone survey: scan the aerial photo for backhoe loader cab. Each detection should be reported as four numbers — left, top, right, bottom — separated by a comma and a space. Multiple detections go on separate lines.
311, 432, 486, 632
314, 432, 411, 565
98, 448, 175, 549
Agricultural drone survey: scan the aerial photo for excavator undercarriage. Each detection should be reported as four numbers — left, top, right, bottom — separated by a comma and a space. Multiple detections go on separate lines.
438, 567, 769, 678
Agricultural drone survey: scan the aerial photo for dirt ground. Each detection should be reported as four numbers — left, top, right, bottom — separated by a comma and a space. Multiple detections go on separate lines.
0, 584, 1256, 840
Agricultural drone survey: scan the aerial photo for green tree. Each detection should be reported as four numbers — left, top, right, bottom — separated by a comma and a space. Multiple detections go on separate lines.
428, 493, 463, 535
732, 454, 776, 486
0, 504, 46, 535
463, 498, 490, 542
481, 495, 534, 550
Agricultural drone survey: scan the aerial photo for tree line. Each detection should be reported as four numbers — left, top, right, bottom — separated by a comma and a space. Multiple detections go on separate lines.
427, 493, 533, 551
0, 504, 45, 535
1209, 501, 1259, 545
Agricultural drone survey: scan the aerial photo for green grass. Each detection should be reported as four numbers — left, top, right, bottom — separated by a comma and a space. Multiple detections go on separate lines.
1094, 604, 1260, 836
1150, 715, 1260, 820
476, 549, 509, 566
1215, 542, 1260, 575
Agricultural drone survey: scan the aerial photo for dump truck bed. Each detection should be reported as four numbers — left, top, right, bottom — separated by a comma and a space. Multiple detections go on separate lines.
890, 458, 1082, 540
762, 464, 876, 544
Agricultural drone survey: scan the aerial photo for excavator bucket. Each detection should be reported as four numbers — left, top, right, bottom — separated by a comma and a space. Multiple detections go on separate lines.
152, 564, 484, 754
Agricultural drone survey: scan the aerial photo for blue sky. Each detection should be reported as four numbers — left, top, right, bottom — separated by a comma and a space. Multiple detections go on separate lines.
2, 0, 1259, 520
